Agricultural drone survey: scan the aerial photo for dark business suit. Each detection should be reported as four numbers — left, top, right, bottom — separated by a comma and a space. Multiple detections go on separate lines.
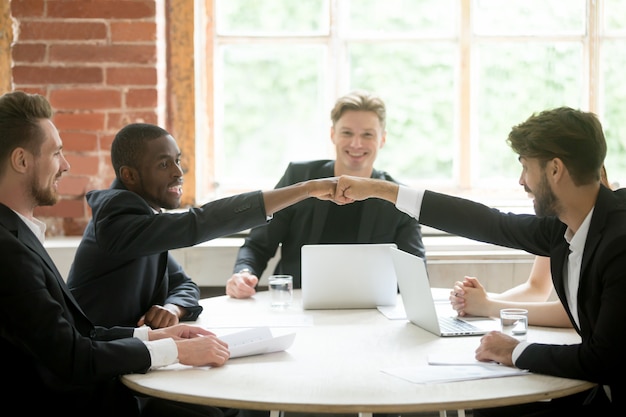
234, 160, 426, 288
68, 179, 268, 327
0, 203, 150, 416
419, 185, 626, 412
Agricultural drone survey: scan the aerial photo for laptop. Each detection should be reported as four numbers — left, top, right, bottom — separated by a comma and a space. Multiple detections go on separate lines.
389, 247, 498, 337
301, 243, 398, 310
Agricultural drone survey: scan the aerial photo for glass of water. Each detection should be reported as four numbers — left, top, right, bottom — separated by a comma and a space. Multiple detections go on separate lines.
500, 308, 528, 339
268, 275, 293, 308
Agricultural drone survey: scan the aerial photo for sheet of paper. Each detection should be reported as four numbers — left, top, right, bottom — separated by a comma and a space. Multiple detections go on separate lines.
427, 352, 497, 366
218, 327, 296, 358
381, 364, 527, 384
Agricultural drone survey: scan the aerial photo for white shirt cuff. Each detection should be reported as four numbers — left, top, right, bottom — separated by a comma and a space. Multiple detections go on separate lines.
144, 338, 179, 369
395, 185, 424, 219
133, 326, 150, 341
512, 341, 530, 365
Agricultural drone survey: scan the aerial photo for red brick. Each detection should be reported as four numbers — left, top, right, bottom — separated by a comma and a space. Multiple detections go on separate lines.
42, 218, 65, 237
63, 217, 90, 237
53, 112, 106, 131
50, 89, 122, 110
126, 88, 157, 108
107, 111, 158, 129
64, 154, 100, 176
19, 21, 107, 41
47, 0, 155, 19
107, 67, 157, 85
8, 0, 165, 238
13, 65, 103, 84
88, 172, 114, 191
100, 133, 115, 151
12, 44, 47, 63
58, 175, 90, 196
35, 198, 86, 218
59, 131, 99, 152
17, 87, 47, 96
111, 21, 156, 42
50, 44, 156, 64
11, 0, 45, 17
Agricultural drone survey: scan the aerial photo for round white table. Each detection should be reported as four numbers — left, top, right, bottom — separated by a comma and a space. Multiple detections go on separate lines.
122, 290, 594, 416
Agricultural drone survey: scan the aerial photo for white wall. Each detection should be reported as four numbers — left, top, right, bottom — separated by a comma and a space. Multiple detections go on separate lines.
45, 236, 539, 295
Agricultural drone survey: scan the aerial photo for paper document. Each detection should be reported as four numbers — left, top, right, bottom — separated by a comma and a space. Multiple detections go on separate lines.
218, 327, 296, 358
382, 364, 527, 384
427, 352, 496, 366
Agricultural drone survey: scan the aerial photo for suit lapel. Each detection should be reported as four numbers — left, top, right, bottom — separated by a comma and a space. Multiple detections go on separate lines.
11, 212, 92, 319
357, 202, 379, 242
310, 203, 329, 242
574, 186, 612, 331
357, 169, 387, 242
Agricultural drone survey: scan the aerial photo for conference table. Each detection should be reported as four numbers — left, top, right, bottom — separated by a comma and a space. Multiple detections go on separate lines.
121, 289, 594, 417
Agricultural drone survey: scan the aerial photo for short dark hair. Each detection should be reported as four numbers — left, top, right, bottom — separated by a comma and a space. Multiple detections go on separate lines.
507, 107, 606, 186
0, 91, 52, 176
330, 90, 387, 130
111, 123, 171, 179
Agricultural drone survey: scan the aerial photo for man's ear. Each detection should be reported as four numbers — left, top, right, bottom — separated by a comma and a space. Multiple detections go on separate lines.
549, 158, 565, 183
11, 147, 30, 174
119, 166, 139, 187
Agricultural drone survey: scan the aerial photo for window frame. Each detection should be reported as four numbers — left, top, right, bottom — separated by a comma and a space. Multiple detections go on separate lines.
176, 0, 618, 209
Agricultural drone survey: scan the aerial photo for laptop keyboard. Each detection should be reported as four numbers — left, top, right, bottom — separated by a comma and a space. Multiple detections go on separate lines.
438, 316, 482, 334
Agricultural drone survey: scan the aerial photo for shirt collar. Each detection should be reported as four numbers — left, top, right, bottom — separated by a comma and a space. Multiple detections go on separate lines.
14, 211, 47, 244
564, 207, 594, 254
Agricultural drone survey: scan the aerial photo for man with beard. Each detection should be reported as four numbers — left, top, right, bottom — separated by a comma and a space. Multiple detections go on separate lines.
0, 90, 232, 416
331, 106, 623, 416
0, 90, 338, 416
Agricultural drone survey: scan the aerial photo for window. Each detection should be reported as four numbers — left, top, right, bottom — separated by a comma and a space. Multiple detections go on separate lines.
204, 0, 626, 208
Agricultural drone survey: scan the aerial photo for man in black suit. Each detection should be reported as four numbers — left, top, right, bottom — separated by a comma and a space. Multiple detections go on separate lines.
227, 90, 425, 298
0, 91, 338, 416
333, 107, 621, 415
66, 122, 337, 329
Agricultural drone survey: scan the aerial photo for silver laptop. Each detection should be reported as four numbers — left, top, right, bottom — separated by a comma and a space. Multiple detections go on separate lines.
301, 243, 398, 310
389, 247, 497, 337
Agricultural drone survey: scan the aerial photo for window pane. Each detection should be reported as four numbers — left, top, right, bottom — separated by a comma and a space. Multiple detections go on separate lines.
346, 0, 456, 35
216, 0, 328, 35
475, 42, 584, 183
473, 0, 585, 35
209, 1, 619, 201
600, 40, 626, 187
218, 45, 326, 189
604, 0, 626, 32
348, 42, 456, 181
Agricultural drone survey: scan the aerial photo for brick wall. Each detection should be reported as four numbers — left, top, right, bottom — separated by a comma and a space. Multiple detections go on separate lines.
9, 0, 163, 236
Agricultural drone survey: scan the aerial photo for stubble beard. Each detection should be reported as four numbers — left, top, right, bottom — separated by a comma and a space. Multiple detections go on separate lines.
32, 176, 59, 207
533, 173, 560, 217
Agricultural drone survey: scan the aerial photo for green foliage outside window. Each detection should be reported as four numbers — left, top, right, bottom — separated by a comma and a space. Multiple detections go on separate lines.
213, 0, 626, 196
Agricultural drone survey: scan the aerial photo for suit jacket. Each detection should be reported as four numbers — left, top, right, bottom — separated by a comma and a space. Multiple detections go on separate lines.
419, 185, 626, 407
68, 179, 267, 327
234, 160, 426, 287
0, 204, 151, 416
